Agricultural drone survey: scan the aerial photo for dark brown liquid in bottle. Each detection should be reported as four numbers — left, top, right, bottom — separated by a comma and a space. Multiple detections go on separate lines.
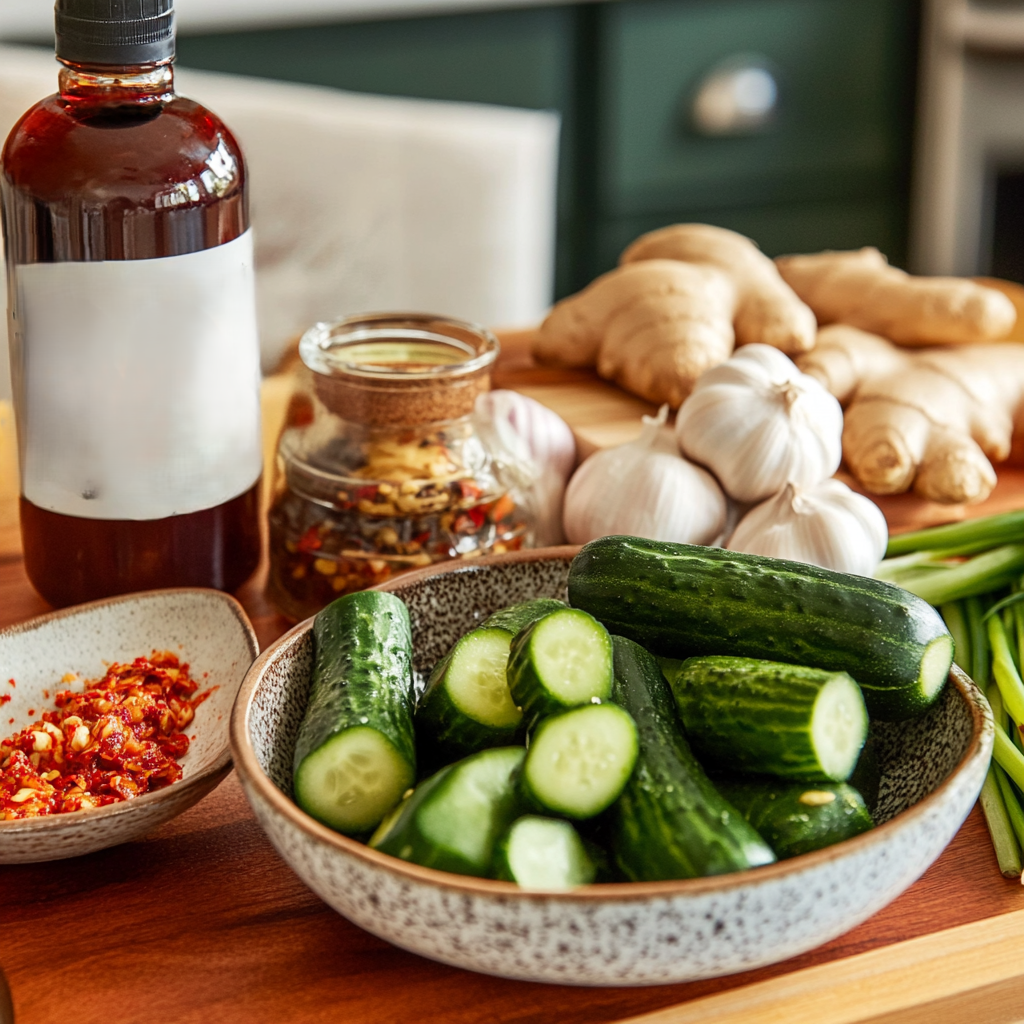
1, 63, 261, 606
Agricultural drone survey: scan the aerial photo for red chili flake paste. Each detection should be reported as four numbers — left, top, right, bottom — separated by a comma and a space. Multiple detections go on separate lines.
0, 652, 208, 819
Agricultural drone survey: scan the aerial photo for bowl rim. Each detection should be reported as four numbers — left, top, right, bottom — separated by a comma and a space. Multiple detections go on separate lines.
230, 548, 994, 902
0, 587, 259, 834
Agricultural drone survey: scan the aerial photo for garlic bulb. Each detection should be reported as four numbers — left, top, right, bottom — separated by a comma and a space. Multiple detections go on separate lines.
675, 344, 843, 503
727, 479, 888, 576
474, 390, 576, 546
563, 406, 726, 545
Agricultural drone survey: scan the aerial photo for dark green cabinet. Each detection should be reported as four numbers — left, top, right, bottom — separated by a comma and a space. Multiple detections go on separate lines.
597, 0, 912, 214
174, 0, 918, 296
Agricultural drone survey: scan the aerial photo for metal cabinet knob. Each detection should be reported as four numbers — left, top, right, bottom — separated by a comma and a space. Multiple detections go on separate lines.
691, 58, 778, 136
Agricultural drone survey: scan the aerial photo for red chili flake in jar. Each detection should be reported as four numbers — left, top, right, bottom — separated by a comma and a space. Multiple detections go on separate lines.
295, 525, 323, 554
457, 480, 483, 502
0, 652, 211, 819
0, 696, 9, 708
490, 493, 516, 523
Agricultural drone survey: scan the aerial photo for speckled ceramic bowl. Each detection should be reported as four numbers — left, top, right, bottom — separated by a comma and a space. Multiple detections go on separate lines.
231, 549, 993, 986
0, 589, 258, 863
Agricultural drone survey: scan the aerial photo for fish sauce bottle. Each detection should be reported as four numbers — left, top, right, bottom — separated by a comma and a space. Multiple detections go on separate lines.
1, 0, 262, 606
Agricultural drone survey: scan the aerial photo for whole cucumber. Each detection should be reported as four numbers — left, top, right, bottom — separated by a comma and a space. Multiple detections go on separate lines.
568, 536, 954, 721
293, 591, 416, 835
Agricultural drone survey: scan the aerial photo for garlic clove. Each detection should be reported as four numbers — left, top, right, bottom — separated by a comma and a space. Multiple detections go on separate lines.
474, 390, 576, 480
563, 405, 727, 546
474, 390, 577, 547
726, 478, 888, 576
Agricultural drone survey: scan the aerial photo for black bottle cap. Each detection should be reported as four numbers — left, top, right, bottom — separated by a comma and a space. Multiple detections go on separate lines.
55, 0, 175, 66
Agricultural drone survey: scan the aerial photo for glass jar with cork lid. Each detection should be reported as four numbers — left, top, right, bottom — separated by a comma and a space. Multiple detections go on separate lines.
267, 313, 534, 621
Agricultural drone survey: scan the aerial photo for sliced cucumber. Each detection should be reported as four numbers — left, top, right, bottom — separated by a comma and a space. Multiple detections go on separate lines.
716, 779, 875, 859
493, 815, 597, 890
507, 608, 613, 725
293, 591, 416, 835
521, 702, 638, 819
609, 636, 776, 880
416, 627, 522, 762
670, 656, 868, 782
369, 746, 525, 876
482, 598, 568, 635
295, 727, 414, 835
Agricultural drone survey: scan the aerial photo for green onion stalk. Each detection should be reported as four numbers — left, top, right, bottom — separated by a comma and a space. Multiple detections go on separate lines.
879, 511, 1024, 881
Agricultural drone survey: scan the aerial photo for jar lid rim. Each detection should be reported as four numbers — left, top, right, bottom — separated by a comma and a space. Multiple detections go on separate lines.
299, 313, 499, 381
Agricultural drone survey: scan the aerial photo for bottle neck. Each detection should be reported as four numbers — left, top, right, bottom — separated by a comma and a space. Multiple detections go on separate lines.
57, 60, 175, 105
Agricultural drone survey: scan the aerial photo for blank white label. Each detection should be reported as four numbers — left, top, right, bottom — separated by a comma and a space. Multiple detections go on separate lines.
11, 230, 262, 521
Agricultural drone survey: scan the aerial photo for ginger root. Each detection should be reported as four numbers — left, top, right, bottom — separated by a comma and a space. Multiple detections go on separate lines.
535, 260, 737, 407
797, 324, 1024, 504
621, 223, 817, 355
777, 248, 1017, 346
535, 225, 814, 405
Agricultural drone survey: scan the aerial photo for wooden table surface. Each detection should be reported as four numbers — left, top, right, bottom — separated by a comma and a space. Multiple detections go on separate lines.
2, 339, 1024, 1023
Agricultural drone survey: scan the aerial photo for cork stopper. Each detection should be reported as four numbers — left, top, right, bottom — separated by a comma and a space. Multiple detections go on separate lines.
300, 314, 499, 427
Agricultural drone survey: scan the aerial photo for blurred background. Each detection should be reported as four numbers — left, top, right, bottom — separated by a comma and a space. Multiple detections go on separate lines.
3, 0, 1024, 337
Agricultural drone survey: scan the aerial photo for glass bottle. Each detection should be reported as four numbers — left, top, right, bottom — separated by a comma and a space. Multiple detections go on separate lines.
267, 314, 534, 622
1, 0, 262, 606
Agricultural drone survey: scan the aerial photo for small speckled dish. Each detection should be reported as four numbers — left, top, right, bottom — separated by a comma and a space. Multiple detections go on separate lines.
0, 589, 258, 864
231, 550, 993, 986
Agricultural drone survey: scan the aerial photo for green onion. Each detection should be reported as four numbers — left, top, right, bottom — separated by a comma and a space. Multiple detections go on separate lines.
988, 616, 1024, 727
979, 765, 1023, 879
874, 550, 956, 583
994, 764, 1024, 853
966, 597, 991, 690
990, 678, 1007, 725
940, 602, 970, 673
1005, 608, 1022, 674
986, 670, 1024, 801
876, 511, 1024, 880
886, 510, 1024, 558
1014, 598, 1024, 675
896, 545, 1024, 606
994, 725, 1024, 793
981, 590, 1024, 623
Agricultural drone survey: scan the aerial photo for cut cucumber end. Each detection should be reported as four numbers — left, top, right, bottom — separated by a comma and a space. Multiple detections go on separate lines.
524, 703, 638, 819
810, 674, 869, 782
500, 816, 596, 890
417, 746, 526, 870
448, 629, 521, 728
528, 609, 613, 706
295, 726, 413, 835
919, 634, 955, 701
